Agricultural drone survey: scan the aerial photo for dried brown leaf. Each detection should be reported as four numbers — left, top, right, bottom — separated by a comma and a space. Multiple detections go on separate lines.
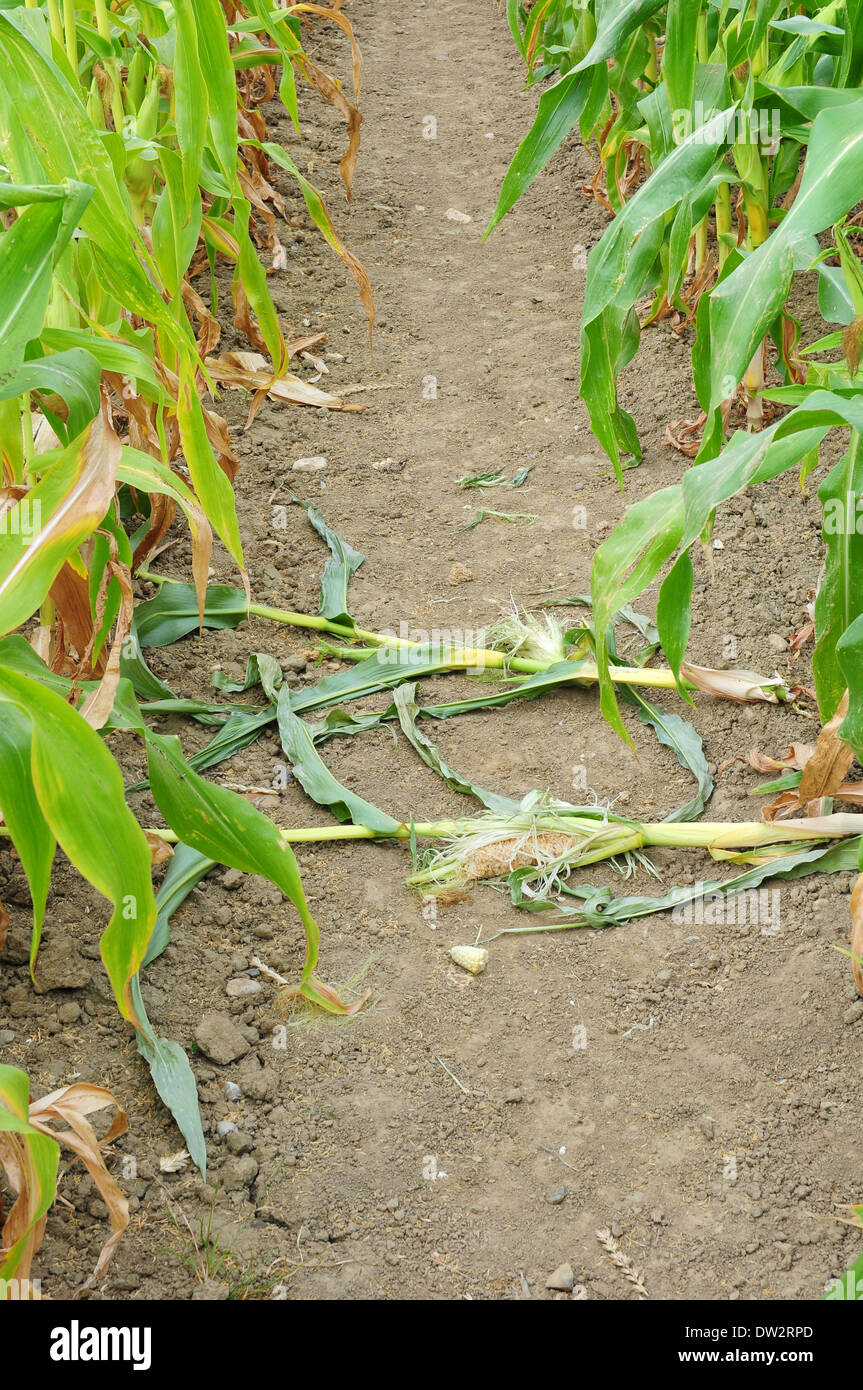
797, 691, 853, 804
681, 661, 784, 703
145, 832, 174, 866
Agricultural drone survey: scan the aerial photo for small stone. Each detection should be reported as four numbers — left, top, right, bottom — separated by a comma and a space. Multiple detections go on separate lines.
223, 1081, 243, 1102
699, 1114, 715, 1140
449, 563, 473, 585
194, 1013, 251, 1065
216, 1121, 237, 1138
0, 1030, 14, 1044
545, 1263, 575, 1291
283, 653, 308, 674
226, 977, 262, 998
292, 455, 327, 472
445, 208, 472, 224
57, 1001, 81, 1025
547, 1185, 567, 1205
220, 869, 244, 890
656, 969, 672, 985
843, 1000, 863, 1025
503, 1088, 524, 1104
768, 633, 788, 654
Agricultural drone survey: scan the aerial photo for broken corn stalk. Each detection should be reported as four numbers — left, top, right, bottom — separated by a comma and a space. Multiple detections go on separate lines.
34, 809, 863, 880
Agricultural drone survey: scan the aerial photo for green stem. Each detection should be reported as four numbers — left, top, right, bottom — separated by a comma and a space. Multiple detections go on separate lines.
645, 32, 658, 83
62, 0, 78, 73
94, 0, 126, 130
20, 395, 35, 482
13, 815, 859, 852
694, 217, 708, 273
137, 568, 690, 691
715, 180, 732, 269
696, 11, 708, 63
47, 0, 64, 48
321, 640, 683, 690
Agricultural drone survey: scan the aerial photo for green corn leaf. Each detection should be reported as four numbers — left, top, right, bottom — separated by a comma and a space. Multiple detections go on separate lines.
176, 362, 244, 570
135, 580, 247, 647
695, 100, 863, 449
0, 667, 156, 1030
143, 843, 216, 969
628, 690, 713, 822
581, 108, 735, 475
293, 497, 364, 626
0, 197, 80, 373
144, 731, 349, 1011
275, 688, 400, 831
0, 404, 120, 639
131, 977, 207, 1177
498, 837, 863, 935
0, 703, 55, 975
814, 435, 863, 722
0, 14, 184, 349
484, 66, 592, 236
663, 0, 702, 122
838, 612, 863, 763
573, 0, 666, 72
393, 682, 519, 813
0, 348, 101, 440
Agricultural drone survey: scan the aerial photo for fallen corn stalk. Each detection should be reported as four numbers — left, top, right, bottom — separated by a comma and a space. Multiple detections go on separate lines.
28, 807, 863, 868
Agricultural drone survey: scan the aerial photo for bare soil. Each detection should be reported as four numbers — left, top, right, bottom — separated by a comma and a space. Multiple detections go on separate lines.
2, 0, 862, 1301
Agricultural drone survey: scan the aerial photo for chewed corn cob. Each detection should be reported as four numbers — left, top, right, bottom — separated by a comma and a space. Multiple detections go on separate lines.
449, 945, 489, 974
405, 798, 863, 899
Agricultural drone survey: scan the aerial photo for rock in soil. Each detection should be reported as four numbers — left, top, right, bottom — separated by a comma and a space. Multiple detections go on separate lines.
194, 1013, 251, 1065
545, 1263, 575, 1292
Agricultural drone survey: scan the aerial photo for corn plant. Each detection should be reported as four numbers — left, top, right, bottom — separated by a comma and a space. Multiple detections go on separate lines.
589, 221, 863, 754
490, 1, 863, 477
0, 1062, 128, 1291
0, 0, 374, 1171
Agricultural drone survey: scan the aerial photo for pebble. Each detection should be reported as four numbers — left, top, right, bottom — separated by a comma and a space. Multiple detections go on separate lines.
843, 1000, 863, 1025
547, 1185, 567, 1205
768, 633, 788, 654
220, 869, 244, 890
699, 1114, 716, 1140
223, 1081, 243, 1102
226, 977, 262, 998
292, 455, 327, 472
445, 208, 472, 223
216, 1121, 237, 1137
545, 1263, 575, 1291
503, 1088, 524, 1104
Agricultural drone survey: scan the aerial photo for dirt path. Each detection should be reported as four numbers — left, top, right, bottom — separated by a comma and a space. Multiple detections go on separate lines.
3, 0, 862, 1301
